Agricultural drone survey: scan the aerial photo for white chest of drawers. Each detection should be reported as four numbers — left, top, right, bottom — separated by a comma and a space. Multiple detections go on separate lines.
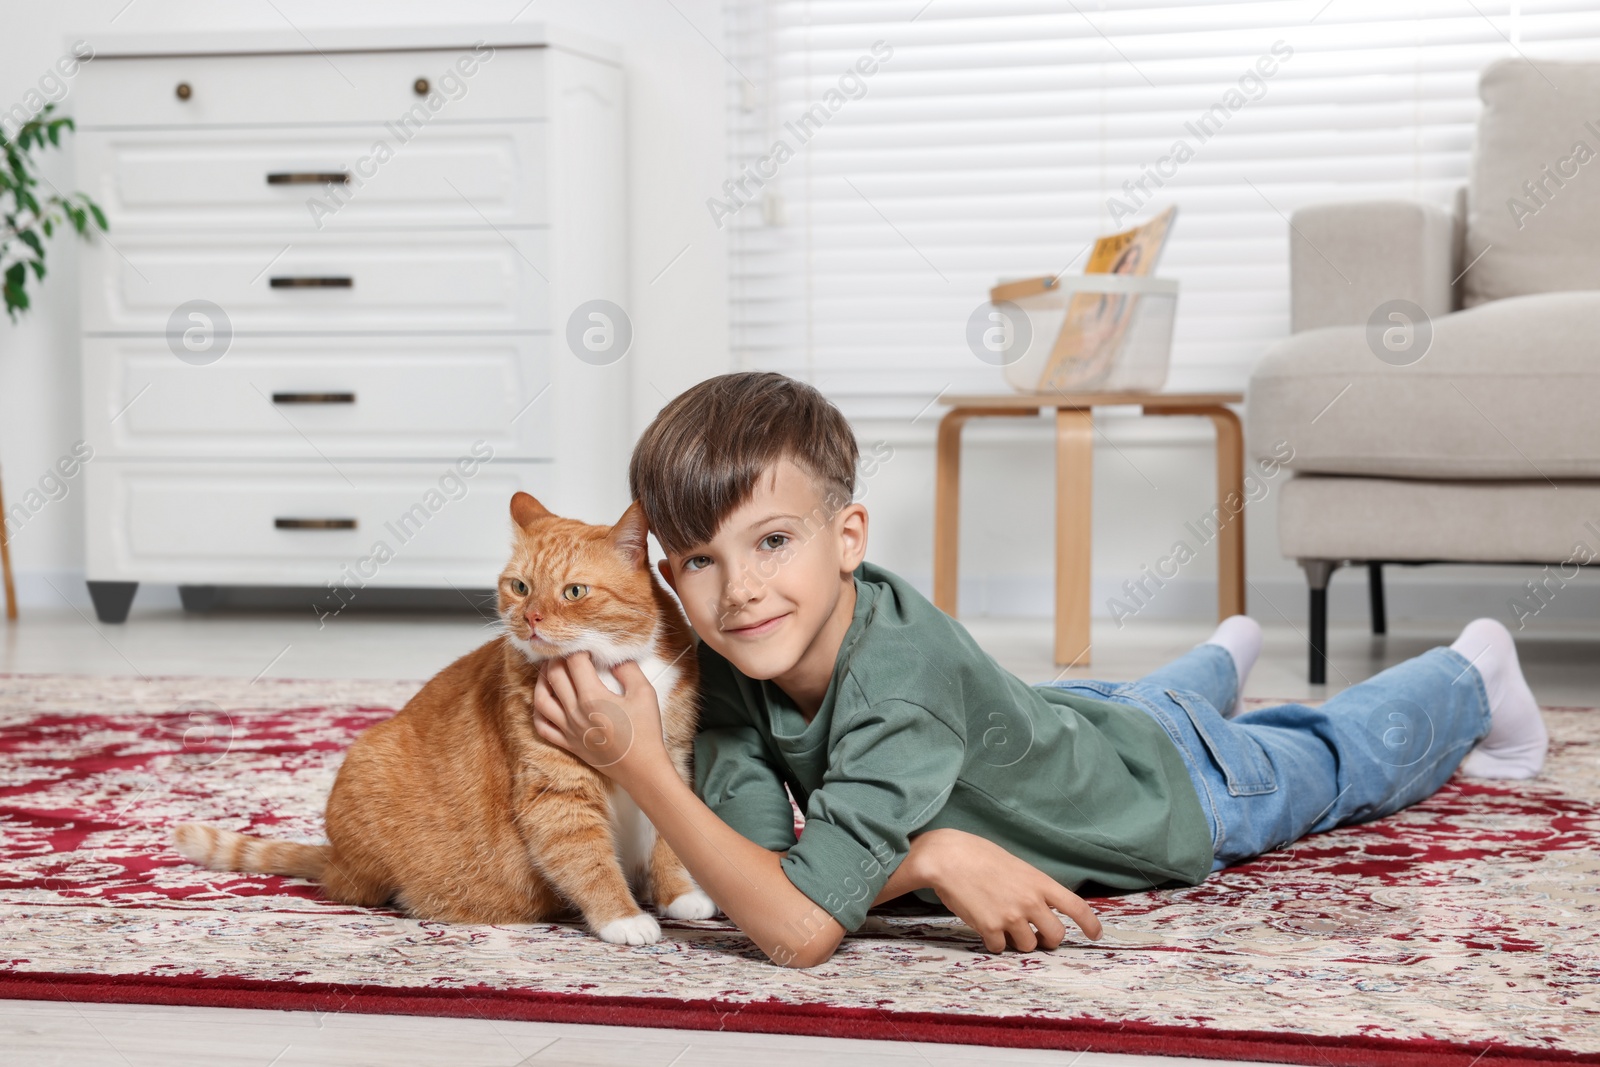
74, 25, 628, 622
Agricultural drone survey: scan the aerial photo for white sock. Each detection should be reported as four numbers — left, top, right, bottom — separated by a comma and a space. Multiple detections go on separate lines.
1450, 618, 1547, 779
1202, 615, 1261, 718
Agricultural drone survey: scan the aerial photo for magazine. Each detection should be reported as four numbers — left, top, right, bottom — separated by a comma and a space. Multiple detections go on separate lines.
989, 205, 1176, 393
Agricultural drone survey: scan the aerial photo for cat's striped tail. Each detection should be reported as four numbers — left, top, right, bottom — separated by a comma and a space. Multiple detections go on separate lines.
172, 823, 329, 879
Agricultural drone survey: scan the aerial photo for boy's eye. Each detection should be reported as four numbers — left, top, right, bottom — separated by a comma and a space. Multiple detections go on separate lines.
562, 583, 589, 601
510, 578, 529, 596
683, 555, 710, 572
761, 534, 789, 551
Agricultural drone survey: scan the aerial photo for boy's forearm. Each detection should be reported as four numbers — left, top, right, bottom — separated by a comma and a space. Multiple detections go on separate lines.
872, 842, 932, 905
628, 761, 846, 967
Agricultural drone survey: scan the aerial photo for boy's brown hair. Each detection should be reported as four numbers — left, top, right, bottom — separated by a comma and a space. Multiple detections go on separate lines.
629, 371, 859, 557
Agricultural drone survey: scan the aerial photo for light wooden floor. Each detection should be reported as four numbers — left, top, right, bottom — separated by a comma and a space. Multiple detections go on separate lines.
3, 602, 1596, 1066
2, 998, 1294, 1067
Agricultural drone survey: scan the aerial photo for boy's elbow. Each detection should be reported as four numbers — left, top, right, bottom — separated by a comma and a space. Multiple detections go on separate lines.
770, 927, 845, 969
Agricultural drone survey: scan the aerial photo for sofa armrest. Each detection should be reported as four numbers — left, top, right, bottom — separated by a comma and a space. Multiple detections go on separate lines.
1289, 199, 1458, 332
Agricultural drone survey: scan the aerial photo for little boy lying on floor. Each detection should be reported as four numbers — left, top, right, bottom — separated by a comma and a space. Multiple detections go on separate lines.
532, 371, 1548, 968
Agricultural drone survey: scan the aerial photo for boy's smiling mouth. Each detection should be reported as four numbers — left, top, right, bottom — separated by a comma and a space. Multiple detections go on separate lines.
724, 612, 789, 637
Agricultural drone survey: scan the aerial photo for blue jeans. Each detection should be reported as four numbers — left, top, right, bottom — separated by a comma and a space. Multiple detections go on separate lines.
1037, 643, 1492, 872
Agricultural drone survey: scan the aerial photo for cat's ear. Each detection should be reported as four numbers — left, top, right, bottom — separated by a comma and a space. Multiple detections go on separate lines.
607, 500, 650, 568
510, 491, 552, 529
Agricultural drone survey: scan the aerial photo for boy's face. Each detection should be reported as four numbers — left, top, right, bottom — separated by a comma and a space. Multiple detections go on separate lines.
655, 457, 867, 686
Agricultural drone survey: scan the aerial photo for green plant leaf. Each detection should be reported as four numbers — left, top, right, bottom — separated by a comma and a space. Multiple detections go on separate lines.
3, 262, 29, 320
1, 105, 100, 323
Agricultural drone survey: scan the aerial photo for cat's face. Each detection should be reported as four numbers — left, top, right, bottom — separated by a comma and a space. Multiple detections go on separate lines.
499, 493, 661, 666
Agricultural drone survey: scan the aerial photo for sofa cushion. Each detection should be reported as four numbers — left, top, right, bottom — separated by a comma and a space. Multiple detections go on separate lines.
1278, 475, 1600, 564
1246, 290, 1600, 479
1464, 58, 1600, 307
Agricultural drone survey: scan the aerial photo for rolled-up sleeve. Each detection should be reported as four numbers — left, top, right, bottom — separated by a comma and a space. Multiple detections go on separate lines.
780, 698, 964, 932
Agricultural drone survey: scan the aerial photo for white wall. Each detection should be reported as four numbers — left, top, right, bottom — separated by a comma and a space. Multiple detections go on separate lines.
1, 1, 1586, 631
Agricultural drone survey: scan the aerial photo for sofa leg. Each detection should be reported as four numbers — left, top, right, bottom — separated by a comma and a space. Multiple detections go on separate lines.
1299, 560, 1339, 686
1367, 561, 1386, 636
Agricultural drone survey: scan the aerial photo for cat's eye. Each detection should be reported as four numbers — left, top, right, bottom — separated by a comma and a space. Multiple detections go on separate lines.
510, 578, 529, 595
562, 583, 588, 601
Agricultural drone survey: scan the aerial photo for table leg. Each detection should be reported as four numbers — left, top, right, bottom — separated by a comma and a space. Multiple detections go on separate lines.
933, 410, 969, 617
1145, 405, 1247, 622
934, 407, 1037, 620
1207, 407, 1246, 620
0, 462, 15, 621
1055, 408, 1093, 667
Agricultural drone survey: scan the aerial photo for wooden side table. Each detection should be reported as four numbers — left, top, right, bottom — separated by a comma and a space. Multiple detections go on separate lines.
933, 392, 1246, 667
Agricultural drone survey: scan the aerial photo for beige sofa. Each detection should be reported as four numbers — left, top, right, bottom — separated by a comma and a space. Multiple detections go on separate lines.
1246, 57, 1600, 683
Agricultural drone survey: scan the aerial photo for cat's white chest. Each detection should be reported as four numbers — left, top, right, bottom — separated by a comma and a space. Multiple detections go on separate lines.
595, 649, 680, 882
607, 786, 656, 880
595, 651, 682, 743
595, 651, 681, 702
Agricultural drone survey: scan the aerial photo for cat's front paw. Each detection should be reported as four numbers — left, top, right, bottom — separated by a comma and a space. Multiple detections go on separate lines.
663, 889, 718, 920
595, 912, 661, 945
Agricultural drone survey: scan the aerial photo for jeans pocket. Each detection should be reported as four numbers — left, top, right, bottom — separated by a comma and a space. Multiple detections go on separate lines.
1166, 688, 1278, 797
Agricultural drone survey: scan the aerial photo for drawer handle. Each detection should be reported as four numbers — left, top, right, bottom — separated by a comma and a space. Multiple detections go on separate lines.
176, 82, 192, 101
269, 276, 353, 289
275, 518, 357, 531
272, 392, 355, 405
266, 172, 351, 186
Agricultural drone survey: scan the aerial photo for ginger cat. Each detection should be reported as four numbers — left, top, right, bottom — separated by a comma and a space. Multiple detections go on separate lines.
173, 491, 715, 945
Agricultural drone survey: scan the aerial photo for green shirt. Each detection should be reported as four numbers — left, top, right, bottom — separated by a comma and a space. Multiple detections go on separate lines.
692, 559, 1215, 932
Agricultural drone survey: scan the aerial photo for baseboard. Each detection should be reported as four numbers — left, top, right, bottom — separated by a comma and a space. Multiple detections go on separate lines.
3, 572, 488, 618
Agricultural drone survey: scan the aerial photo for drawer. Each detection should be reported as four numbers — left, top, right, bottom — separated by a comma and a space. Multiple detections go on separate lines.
82, 229, 548, 334
76, 47, 546, 129
84, 336, 554, 460
78, 125, 546, 231
85, 460, 555, 587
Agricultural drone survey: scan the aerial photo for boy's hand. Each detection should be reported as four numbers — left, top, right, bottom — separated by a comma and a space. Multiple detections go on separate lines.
912, 827, 1103, 952
531, 651, 668, 785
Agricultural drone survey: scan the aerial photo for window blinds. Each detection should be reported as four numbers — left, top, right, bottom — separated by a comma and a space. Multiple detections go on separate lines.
723, 0, 1600, 421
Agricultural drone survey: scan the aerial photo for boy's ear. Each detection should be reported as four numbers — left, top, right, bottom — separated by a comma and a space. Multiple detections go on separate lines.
655, 557, 677, 592
837, 501, 868, 572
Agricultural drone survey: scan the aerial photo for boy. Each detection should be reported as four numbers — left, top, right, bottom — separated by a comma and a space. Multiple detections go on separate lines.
532, 372, 1548, 968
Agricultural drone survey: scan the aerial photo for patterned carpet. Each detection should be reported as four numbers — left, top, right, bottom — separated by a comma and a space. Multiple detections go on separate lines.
1, 673, 1597, 1066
